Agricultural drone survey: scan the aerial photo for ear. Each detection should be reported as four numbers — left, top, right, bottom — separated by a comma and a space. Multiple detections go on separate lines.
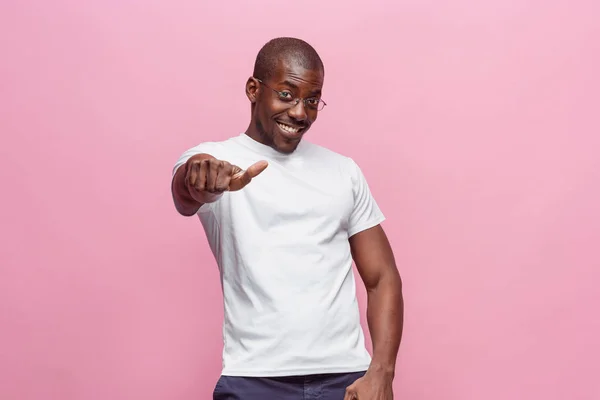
245, 77, 260, 103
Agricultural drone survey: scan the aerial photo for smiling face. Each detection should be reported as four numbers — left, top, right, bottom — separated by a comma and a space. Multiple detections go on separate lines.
245, 58, 324, 154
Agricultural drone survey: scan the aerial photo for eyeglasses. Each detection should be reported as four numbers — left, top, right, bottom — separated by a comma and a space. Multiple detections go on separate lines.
256, 79, 327, 111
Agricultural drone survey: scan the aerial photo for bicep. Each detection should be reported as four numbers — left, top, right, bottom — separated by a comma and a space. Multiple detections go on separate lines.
349, 225, 399, 291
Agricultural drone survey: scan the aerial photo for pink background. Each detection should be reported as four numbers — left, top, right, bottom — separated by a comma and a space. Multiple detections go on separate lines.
1, 1, 599, 399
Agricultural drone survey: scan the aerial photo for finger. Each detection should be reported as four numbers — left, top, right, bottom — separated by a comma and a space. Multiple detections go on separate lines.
343, 387, 357, 400
245, 160, 268, 179
215, 163, 233, 192
228, 161, 267, 191
237, 160, 269, 188
185, 160, 198, 189
206, 160, 220, 192
196, 159, 210, 191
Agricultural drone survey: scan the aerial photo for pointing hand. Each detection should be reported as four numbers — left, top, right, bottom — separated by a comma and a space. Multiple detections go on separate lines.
185, 155, 268, 202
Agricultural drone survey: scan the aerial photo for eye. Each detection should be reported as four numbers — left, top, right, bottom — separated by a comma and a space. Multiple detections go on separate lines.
277, 91, 292, 100
306, 98, 320, 107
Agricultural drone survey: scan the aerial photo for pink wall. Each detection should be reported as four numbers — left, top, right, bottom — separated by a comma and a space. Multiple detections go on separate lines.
1, 1, 598, 399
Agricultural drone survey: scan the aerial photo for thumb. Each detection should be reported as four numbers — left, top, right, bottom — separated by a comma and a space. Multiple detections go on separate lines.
228, 160, 268, 191
245, 160, 269, 178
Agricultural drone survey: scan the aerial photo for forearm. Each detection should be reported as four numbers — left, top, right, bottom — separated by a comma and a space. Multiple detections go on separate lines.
366, 270, 404, 377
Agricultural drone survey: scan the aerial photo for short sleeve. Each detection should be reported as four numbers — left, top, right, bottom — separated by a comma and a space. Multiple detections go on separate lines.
172, 143, 215, 178
347, 158, 386, 237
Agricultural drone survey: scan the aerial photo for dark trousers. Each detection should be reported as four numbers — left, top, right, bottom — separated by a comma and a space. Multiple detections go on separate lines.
213, 371, 366, 400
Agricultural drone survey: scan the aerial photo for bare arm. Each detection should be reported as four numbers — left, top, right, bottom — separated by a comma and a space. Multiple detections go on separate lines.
345, 224, 403, 399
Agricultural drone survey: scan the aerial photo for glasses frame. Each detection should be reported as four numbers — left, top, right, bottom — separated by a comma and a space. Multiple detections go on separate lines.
256, 78, 327, 112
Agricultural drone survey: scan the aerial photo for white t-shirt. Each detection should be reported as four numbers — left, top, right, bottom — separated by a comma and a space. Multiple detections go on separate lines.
172, 133, 385, 377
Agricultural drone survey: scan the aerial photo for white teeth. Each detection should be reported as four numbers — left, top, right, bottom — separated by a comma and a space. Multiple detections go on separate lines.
277, 122, 299, 134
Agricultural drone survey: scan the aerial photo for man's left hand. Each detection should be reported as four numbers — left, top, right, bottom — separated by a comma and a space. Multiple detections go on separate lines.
344, 370, 394, 400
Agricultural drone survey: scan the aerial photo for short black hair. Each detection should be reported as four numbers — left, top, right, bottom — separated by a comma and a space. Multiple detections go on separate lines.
253, 37, 324, 82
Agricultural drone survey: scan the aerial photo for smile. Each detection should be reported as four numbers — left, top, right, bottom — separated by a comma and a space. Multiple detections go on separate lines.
277, 122, 303, 134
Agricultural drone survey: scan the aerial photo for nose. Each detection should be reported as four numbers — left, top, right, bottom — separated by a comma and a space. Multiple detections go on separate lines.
287, 99, 307, 122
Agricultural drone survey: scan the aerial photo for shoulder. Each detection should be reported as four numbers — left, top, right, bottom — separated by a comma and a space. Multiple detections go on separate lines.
181, 136, 240, 156
302, 141, 362, 176
172, 135, 242, 175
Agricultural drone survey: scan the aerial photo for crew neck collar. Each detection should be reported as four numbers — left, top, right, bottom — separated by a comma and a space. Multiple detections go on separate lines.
235, 132, 306, 159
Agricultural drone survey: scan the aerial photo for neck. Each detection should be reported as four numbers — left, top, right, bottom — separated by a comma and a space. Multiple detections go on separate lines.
244, 120, 270, 147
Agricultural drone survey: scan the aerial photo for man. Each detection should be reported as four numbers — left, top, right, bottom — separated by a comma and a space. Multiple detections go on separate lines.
171, 37, 403, 400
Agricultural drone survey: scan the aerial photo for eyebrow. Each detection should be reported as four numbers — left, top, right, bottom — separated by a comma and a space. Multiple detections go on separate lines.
280, 80, 299, 89
279, 80, 322, 96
